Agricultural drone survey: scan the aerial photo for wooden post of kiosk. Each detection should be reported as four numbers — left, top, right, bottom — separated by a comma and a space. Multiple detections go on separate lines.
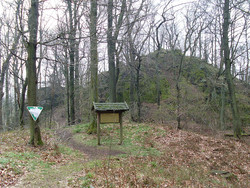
93, 102, 129, 146
97, 112, 101, 146
119, 112, 123, 145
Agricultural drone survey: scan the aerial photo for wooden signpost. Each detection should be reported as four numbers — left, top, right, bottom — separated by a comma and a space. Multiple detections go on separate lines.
93, 102, 129, 145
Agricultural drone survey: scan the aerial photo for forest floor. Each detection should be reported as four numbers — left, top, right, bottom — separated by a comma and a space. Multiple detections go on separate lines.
0, 122, 249, 187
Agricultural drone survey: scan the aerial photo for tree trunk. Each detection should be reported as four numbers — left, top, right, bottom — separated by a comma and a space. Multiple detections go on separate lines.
156, 51, 161, 107
129, 65, 135, 121
63, 45, 70, 126
155, 13, 167, 108
245, 18, 249, 84
107, 0, 116, 102
222, 0, 242, 138
176, 53, 186, 129
67, 0, 76, 125
107, 0, 126, 102
13, 57, 20, 127
220, 83, 225, 129
214, 20, 217, 68
74, 1, 80, 118
19, 78, 28, 129
27, 0, 43, 146
88, 0, 98, 134
5, 70, 10, 129
135, 58, 141, 122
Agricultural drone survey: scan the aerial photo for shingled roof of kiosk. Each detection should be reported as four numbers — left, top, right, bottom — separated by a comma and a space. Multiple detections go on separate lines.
93, 102, 129, 112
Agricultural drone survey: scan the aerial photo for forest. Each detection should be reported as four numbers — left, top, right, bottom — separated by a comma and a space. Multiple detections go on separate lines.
0, 0, 249, 187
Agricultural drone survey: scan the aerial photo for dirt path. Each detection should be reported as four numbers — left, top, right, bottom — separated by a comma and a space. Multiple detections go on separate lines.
55, 129, 125, 159
10, 129, 125, 188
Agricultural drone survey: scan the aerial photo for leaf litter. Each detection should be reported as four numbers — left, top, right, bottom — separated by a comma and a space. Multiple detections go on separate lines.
1, 124, 249, 187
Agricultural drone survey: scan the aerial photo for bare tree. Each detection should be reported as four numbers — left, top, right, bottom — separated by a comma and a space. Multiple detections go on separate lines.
154, 1, 173, 107
124, 0, 152, 122
66, 0, 76, 125
222, 0, 242, 138
107, 0, 126, 102
0, 1, 21, 130
88, 0, 98, 133
175, 4, 208, 129
26, 0, 43, 145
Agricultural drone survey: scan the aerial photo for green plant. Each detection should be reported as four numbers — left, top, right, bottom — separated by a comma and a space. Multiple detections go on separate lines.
150, 161, 157, 167
0, 157, 10, 165
73, 123, 90, 133
78, 172, 95, 188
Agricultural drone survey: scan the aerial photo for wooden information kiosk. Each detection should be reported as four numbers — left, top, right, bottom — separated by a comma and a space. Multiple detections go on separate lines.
93, 102, 129, 145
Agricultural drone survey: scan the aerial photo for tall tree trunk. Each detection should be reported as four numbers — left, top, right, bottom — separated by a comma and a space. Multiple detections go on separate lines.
107, 0, 126, 102
107, 0, 116, 102
155, 51, 161, 107
75, 40, 80, 119
13, 57, 20, 127
88, 0, 98, 134
214, 19, 217, 68
155, 12, 167, 107
245, 18, 249, 84
63, 45, 70, 126
222, 0, 242, 138
27, 0, 43, 146
129, 64, 135, 121
220, 83, 225, 129
176, 55, 185, 129
5, 70, 10, 129
135, 58, 141, 122
74, 1, 80, 118
67, 0, 76, 125
19, 78, 28, 129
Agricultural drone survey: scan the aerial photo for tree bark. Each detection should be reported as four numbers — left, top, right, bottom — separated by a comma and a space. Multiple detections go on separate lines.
5, 70, 10, 128
222, 0, 242, 138
19, 78, 28, 129
176, 55, 185, 129
107, 0, 116, 102
107, 0, 126, 102
245, 17, 249, 84
129, 63, 135, 121
27, 0, 43, 146
67, 0, 76, 125
63, 44, 70, 126
13, 57, 20, 127
220, 83, 225, 129
135, 58, 142, 122
88, 0, 98, 134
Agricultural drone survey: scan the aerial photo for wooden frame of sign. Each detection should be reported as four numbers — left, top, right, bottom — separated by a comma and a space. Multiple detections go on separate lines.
93, 102, 129, 145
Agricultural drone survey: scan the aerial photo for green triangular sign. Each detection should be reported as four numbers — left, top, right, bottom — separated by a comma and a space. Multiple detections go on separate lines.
27, 106, 43, 121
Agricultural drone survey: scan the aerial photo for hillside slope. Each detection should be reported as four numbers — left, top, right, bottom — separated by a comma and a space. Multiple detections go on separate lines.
108, 49, 250, 130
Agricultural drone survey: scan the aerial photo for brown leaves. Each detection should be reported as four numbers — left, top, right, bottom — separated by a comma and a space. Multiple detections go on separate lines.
0, 130, 69, 187
0, 164, 22, 187
72, 125, 249, 187
157, 128, 249, 186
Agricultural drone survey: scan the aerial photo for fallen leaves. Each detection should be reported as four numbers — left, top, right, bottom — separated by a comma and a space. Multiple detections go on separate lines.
0, 164, 22, 187
71, 125, 249, 187
157, 128, 249, 186
0, 129, 71, 187
1, 124, 249, 187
